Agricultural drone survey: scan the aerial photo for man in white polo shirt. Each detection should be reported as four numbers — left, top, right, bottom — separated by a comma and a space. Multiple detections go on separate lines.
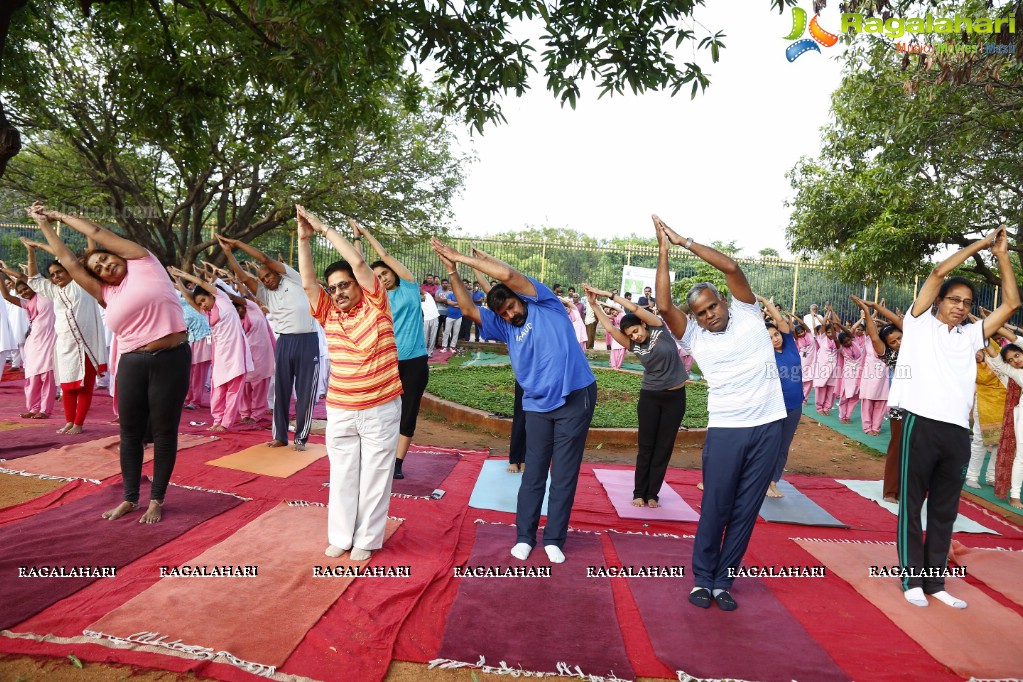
888, 226, 1018, 609
654, 215, 786, 612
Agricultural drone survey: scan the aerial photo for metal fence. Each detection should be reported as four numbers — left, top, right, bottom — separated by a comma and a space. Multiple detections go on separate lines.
0, 222, 1014, 324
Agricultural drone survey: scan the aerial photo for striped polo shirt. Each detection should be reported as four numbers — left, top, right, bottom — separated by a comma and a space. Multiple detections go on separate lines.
311, 283, 403, 411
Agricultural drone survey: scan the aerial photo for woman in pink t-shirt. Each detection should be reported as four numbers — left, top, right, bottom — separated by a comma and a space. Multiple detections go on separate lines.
28, 203, 189, 525
171, 269, 253, 431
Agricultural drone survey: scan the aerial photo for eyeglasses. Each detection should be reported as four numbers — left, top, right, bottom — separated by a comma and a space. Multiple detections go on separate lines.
326, 281, 355, 294
944, 296, 973, 308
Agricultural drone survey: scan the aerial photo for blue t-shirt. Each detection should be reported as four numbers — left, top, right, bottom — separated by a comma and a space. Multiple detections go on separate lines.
774, 331, 803, 410
444, 291, 463, 320
480, 277, 596, 412
388, 278, 428, 361
179, 294, 211, 342
472, 290, 485, 307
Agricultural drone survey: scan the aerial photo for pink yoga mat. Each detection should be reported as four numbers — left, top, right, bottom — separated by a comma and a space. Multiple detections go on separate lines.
949, 540, 1023, 607
436, 523, 634, 680
0, 481, 242, 631
0, 423, 121, 460
389, 450, 460, 498
593, 468, 699, 522
796, 538, 1023, 681
610, 532, 849, 682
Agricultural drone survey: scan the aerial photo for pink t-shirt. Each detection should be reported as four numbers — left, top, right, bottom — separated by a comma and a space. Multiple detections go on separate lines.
102, 252, 186, 353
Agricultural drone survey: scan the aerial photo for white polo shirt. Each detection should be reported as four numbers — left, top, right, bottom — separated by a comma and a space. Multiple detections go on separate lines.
680, 297, 786, 428
256, 264, 317, 335
888, 306, 985, 430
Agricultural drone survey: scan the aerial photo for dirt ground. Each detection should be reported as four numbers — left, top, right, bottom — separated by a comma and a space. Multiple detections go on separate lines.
0, 410, 886, 682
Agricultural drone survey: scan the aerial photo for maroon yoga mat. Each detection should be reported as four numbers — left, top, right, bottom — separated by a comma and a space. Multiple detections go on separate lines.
0, 423, 121, 461
390, 451, 460, 498
0, 481, 242, 631
609, 532, 849, 682
436, 523, 634, 680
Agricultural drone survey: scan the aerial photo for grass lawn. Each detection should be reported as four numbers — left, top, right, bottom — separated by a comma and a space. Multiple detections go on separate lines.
427, 365, 709, 429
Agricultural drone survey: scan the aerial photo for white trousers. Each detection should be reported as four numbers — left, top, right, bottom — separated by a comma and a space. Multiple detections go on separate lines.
423, 318, 439, 354
442, 317, 460, 350
967, 401, 997, 484
326, 398, 401, 551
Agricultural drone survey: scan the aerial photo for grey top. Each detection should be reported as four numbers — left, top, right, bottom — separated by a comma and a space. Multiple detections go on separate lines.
256, 264, 317, 334
631, 321, 688, 391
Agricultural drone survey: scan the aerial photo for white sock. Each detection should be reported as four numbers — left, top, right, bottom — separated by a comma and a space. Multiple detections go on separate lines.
510, 542, 532, 560
350, 547, 372, 561
930, 590, 967, 609
713, 589, 726, 597
544, 545, 566, 563
904, 587, 928, 607
324, 545, 345, 558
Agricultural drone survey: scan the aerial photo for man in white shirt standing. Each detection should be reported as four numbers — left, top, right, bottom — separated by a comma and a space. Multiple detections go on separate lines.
654, 215, 786, 612
421, 287, 440, 357
888, 226, 1018, 609
802, 303, 823, 332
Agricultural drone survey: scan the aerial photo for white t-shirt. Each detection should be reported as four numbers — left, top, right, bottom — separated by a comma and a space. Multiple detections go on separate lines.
421, 292, 439, 321
803, 312, 823, 331
680, 297, 787, 428
256, 264, 317, 335
888, 306, 985, 429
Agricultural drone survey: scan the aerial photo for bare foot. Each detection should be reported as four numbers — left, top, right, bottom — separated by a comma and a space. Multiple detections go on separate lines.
883, 495, 899, 504
646, 499, 660, 508
696, 481, 704, 491
139, 500, 163, 524
632, 497, 645, 507
766, 482, 784, 498
291, 442, 306, 451
64, 424, 83, 435
30, 413, 49, 419
1011, 497, 1023, 509
266, 439, 287, 448
102, 501, 138, 520
56, 422, 73, 434
207, 425, 227, 432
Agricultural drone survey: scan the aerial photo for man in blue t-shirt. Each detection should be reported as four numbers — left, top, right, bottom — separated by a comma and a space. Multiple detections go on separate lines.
441, 285, 462, 352
430, 238, 596, 564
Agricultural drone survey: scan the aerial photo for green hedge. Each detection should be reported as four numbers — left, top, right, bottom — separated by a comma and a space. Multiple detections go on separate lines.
427, 365, 708, 429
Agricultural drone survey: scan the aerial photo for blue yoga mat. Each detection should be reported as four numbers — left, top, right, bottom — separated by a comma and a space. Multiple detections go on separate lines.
758, 480, 848, 527
468, 459, 550, 514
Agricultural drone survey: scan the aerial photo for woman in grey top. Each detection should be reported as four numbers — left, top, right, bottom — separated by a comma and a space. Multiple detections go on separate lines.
586, 285, 688, 507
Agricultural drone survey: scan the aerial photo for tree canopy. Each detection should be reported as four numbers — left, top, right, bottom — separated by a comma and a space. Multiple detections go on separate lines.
785, 0, 1023, 286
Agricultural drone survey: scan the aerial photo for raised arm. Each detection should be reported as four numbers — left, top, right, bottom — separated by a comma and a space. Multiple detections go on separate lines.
26, 206, 104, 302
983, 228, 1021, 338
653, 219, 687, 338
296, 205, 378, 295
825, 304, 851, 335
473, 267, 492, 294
655, 214, 755, 305
218, 235, 286, 277
351, 219, 415, 283
586, 284, 661, 328
429, 240, 535, 299
913, 226, 1001, 317
851, 296, 885, 355
216, 236, 260, 296
757, 295, 791, 334
431, 243, 481, 325
295, 210, 322, 309
867, 300, 903, 330
585, 286, 630, 348
0, 273, 22, 308
32, 204, 147, 261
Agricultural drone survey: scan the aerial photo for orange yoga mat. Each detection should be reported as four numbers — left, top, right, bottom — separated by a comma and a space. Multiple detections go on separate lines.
206, 442, 327, 478
949, 540, 1023, 607
0, 434, 214, 482
795, 539, 1023, 680
87, 503, 402, 672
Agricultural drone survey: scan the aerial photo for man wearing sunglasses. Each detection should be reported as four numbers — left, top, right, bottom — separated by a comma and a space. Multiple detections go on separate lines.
888, 225, 1019, 610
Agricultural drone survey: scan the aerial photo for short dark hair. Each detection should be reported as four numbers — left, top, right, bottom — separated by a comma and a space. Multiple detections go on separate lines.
879, 324, 900, 346
1001, 344, 1023, 361
323, 260, 355, 282
837, 331, 851, 345
487, 283, 522, 313
765, 320, 778, 330
619, 313, 643, 332
369, 260, 394, 278
938, 276, 976, 301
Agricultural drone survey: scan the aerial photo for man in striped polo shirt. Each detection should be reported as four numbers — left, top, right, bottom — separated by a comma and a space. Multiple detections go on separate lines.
653, 215, 786, 611
295, 205, 403, 563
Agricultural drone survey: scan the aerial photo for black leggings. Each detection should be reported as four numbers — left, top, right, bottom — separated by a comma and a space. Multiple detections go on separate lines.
398, 355, 430, 438
117, 343, 191, 503
634, 386, 686, 501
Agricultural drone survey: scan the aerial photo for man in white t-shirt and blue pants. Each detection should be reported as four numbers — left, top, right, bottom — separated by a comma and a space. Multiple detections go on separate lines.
888, 226, 1018, 609
654, 216, 786, 612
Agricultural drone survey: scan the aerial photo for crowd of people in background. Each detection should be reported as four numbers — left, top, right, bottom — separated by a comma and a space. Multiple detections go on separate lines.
2, 206, 1020, 613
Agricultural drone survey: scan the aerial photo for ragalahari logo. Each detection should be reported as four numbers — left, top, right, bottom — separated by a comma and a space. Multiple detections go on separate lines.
784, 6, 839, 62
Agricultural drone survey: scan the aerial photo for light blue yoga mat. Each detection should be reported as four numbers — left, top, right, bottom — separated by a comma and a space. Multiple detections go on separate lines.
468, 459, 550, 514
801, 390, 889, 454
758, 480, 848, 527
837, 478, 999, 535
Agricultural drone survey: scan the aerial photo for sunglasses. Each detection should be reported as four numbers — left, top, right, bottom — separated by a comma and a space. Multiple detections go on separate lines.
326, 280, 355, 295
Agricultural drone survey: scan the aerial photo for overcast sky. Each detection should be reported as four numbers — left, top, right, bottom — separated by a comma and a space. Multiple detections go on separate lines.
447, 2, 849, 257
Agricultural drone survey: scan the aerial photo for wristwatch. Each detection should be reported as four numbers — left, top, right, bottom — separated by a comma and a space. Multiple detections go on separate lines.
684, 237, 694, 250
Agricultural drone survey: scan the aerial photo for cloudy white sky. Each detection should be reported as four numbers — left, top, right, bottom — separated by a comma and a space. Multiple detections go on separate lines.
447, 1, 850, 257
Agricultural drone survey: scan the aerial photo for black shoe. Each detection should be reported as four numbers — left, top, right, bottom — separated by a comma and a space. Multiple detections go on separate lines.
688, 587, 711, 609
393, 471, 405, 479
714, 590, 738, 611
